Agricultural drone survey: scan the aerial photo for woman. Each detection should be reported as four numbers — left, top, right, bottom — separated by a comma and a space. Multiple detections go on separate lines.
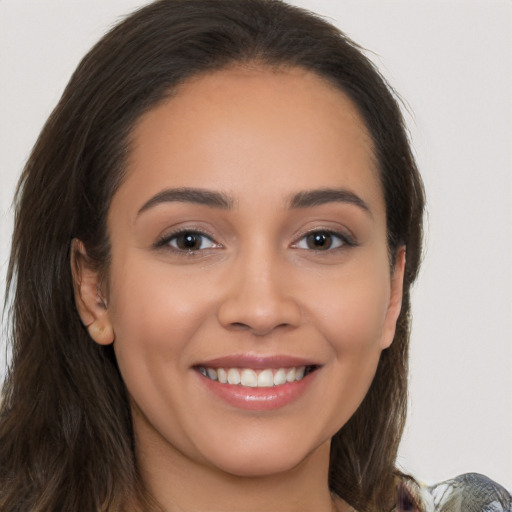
0, 1, 510, 511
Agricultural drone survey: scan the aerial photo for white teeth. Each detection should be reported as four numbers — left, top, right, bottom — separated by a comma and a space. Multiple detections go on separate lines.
217, 368, 227, 383
257, 369, 274, 387
227, 368, 241, 385
273, 368, 287, 386
200, 365, 311, 387
240, 369, 258, 387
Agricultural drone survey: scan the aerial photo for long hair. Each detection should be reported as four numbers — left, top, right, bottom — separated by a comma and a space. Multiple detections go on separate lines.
0, 1, 425, 511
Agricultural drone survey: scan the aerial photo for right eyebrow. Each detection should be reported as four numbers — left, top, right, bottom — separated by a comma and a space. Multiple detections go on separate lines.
137, 187, 234, 217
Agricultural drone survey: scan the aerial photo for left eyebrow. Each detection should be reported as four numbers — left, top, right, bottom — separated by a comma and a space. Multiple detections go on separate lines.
288, 188, 371, 215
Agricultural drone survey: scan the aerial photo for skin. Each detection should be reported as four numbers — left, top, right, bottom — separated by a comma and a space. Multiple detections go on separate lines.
73, 66, 405, 512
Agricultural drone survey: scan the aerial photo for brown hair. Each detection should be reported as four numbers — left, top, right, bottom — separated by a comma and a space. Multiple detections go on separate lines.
0, 1, 424, 511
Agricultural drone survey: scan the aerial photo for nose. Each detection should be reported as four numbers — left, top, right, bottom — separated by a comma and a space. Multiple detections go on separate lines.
217, 251, 302, 336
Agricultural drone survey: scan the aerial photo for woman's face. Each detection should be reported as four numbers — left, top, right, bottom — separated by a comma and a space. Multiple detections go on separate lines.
78, 66, 404, 478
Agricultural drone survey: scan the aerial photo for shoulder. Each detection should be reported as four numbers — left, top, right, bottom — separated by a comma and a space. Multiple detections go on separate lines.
397, 473, 512, 512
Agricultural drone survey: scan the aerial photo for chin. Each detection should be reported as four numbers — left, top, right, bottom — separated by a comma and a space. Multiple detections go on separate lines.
200, 435, 327, 479
214, 454, 306, 479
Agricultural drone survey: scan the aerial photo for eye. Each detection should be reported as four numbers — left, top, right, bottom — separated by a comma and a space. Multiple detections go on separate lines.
294, 230, 351, 251
159, 230, 218, 252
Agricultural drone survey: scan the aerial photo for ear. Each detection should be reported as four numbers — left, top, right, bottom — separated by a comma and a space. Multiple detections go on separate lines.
380, 246, 406, 349
70, 238, 114, 345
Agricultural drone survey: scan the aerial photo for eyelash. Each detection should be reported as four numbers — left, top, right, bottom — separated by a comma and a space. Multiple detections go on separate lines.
292, 229, 356, 251
154, 228, 356, 255
154, 229, 220, 254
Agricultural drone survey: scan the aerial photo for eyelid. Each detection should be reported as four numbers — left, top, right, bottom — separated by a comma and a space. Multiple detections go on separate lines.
291, 228, 357, 250
154, 227, 222, 252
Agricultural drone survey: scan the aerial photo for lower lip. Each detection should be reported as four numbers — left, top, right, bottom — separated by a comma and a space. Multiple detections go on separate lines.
196, 370, 318, 411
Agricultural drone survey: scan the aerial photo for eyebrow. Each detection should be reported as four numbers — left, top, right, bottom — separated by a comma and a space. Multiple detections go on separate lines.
289, 188, 371, 214
137, 186, 370, 216
137, 187, 233, 216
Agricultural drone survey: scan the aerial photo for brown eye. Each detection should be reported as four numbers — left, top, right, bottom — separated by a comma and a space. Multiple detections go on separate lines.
168, 231, 216, 251
294, 230, 352, 251
306, 232, 333, 250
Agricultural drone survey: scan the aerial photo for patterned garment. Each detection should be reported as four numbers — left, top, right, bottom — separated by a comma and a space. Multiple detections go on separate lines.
398, 473, 512, 512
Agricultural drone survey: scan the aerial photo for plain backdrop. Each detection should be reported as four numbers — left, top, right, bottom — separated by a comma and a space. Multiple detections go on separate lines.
1, 0, 511, 490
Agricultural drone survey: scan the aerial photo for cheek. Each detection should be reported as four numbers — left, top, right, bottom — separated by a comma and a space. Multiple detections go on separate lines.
310, 270, 391, 427
104, 258, 220, 453
106, 258, 215, 383
304, 263, 391, 354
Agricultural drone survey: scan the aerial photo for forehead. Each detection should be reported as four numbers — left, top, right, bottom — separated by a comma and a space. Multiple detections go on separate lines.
118, 65, 382, 213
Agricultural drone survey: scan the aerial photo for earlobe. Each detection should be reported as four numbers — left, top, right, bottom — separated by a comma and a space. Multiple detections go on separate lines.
70, 239, 114, 345
87, 322, 115, 346
381, 247, 406, 349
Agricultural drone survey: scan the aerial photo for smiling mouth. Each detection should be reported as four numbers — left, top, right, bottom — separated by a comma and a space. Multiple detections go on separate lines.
196, 365, 318, 388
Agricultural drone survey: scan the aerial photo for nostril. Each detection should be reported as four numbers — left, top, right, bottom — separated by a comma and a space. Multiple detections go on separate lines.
230, 322, 250, 330
217, 286, 302, 335
223, 320, 297, 337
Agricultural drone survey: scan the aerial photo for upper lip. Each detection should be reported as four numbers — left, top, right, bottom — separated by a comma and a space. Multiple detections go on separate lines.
194, 354, 320, 369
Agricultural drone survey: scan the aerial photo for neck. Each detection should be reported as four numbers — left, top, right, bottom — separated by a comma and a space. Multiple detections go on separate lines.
134, 415, 349, 512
